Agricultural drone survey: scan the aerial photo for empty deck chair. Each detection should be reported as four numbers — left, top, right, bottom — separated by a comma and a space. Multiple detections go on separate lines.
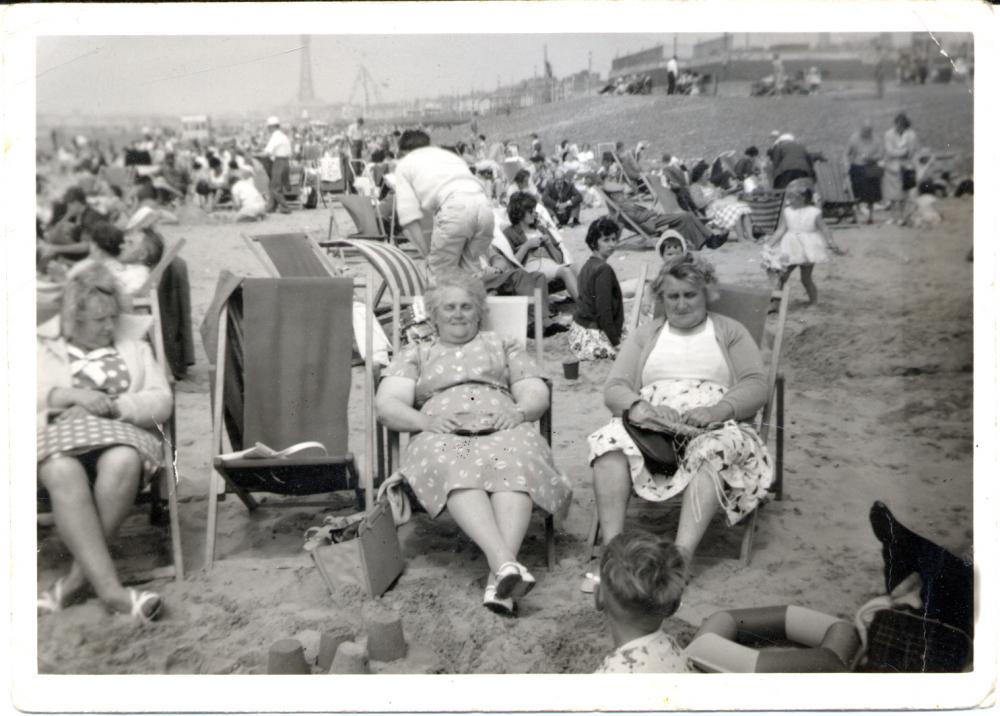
203, 275, 369, 568
585, 281, 790, 566
813, 160, 859, 224
740, 190, 786, 237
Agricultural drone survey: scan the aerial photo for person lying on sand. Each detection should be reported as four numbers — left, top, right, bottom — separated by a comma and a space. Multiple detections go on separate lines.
592, 529, 693, 673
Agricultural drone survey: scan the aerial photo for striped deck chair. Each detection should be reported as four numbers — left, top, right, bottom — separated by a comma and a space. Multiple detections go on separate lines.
740, 190, 786, 237
813, 160, 859, 224
319, 238, 427, 353
585, 281, 790, 567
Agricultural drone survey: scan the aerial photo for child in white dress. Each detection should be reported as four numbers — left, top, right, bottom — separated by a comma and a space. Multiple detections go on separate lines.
761, 179, 845, 304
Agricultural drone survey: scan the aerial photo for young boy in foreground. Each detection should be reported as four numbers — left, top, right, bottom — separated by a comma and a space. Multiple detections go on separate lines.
594, 529, 693, 673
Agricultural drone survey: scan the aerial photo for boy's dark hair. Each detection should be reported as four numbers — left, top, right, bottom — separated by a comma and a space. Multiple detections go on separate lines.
600, 529, 687, 618
506, 191, 538, 226
585, 216, 622, 250
744, 146, 759, 157
140, 228, 165, 268
398, 129, 431, 154
513, 168, 531, 186
371, 149, 386, 163
90, 222, 124, 257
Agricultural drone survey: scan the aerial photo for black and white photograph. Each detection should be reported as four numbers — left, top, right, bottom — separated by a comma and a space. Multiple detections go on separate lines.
6, 1, 995, 712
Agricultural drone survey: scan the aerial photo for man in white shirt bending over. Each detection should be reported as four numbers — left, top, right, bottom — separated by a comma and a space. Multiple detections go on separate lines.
263, 116, 292, 214
392, 129, 494, 279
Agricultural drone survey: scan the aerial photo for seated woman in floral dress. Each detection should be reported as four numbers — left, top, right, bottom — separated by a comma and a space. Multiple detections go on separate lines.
37, 264, 171, 622
376, 272, 572, 616
588, 255, 773, 567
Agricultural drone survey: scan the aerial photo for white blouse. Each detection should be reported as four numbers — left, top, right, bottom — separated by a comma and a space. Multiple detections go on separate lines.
640, 318, 731, 387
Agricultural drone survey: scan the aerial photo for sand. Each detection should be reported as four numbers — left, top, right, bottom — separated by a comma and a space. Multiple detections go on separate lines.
36, 180, 973, 675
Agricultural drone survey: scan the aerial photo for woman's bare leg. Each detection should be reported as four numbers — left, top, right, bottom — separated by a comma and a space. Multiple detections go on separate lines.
675, 466, 720, 560
39, 456, 129, 608
489, 491, 533, 558
593, 451, 632, 546
447, 488, 516, 573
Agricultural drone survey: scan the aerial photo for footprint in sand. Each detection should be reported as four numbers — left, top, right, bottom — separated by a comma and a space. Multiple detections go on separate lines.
164, 645, 206, 674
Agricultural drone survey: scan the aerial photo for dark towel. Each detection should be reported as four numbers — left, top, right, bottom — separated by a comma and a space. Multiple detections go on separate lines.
157, 257, 196, 379
242, 278, 354, 456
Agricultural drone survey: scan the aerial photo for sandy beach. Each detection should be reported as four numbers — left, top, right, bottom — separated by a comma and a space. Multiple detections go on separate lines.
36, 179, 974, 674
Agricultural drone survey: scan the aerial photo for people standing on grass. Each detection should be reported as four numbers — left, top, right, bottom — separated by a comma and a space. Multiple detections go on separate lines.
761, 179, 845, 305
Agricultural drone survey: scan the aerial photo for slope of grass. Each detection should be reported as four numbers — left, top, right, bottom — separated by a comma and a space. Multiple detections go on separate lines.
438, 83, 973, 170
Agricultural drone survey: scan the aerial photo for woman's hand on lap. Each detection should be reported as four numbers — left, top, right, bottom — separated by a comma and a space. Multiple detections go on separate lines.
628, 399, 658, 425
493, 409, 525, 431
682, 406, 723, 427
71, 388, 117, 417
56, 405, 91, 422
424, 415, 461, 434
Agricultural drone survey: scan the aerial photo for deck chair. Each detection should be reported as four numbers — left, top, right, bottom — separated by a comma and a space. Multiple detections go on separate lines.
740, 190, 786, 237
585, 281, 790, 566
37, 286, 186, 583
594, 186, 658, 248
642, 173, 684, 213
243, 232, 341, 279
813, 160, 859, 224
381, 290, 557, 569
327, 193, 388, 243
204, 276, 369, 568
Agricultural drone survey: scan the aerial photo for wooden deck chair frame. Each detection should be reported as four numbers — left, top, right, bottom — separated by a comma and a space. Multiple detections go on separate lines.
585, 281, 790, 567
379, 289, 557, 569
205, 275, 375, 569
594, 186, 658, 247
37, 259, 187, 583
812, 160, 859, 225
611, 151, 642, 192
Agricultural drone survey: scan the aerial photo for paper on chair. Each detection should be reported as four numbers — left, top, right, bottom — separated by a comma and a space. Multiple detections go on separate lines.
218, 441, 327, 461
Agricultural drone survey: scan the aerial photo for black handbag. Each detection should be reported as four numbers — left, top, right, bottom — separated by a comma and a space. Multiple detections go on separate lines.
902, 167, 917, 191
621, 408, 688, 476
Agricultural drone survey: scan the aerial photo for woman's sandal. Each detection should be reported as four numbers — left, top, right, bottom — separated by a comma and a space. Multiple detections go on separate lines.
128, 589, 163, 624
482, 584, 516, 617
37, 578, 67, 614
495, 561, 536, 600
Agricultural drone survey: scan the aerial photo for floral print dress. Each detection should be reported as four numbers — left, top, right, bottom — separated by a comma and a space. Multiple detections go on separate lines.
37, 345, 163, 480
588, 378, 773, 526
384, 331, 572, 518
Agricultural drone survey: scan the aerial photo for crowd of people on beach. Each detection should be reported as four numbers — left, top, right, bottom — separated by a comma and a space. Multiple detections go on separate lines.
35, 99, 971, 674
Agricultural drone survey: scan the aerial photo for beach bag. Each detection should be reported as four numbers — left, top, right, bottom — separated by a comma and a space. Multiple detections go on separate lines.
621, 407, 701, 476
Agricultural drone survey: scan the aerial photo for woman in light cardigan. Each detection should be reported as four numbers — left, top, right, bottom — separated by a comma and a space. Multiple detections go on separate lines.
37, 264, 171, 623
587, 255, 773, 566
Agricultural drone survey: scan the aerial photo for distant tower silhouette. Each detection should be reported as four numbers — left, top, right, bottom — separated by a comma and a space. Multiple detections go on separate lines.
298, 35, 316, 104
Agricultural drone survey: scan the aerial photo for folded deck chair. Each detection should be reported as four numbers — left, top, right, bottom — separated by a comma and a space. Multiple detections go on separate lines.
381, 290, 557, 569
813, 160, 859, 224
585, 281, 790, 566
740, 190, 786, 237
37, 295, 185, 583
204, 276, 366, 568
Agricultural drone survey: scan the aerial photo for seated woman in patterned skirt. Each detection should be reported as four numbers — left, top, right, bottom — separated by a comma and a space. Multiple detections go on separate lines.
37, 264, 172, 622
376, 271, 572, 617
588, 255, 773, 567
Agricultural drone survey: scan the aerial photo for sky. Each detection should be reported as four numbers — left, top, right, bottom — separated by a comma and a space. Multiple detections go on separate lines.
37, 34, 719, 117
